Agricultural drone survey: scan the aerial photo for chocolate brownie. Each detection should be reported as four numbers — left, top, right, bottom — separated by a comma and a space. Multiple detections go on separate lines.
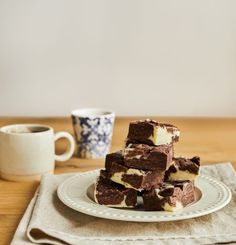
127, 119, 180, 146
165, 156, 200, 181
123, 143, 173, 171
94, 171, 137, 207
142, 181, 195, 211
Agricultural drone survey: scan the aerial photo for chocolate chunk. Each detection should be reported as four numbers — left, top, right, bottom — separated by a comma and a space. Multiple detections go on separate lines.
105, 151, 124, 171
127, 119, 180, 146
94, 174, 137, 207
191, 156, 200, 166
106, 161, 165, 191
165, 156, 200, 181
142, 181, 195, 211
158, 186, 174, 197
100, 169, 109, 179
123, 143, 173, 171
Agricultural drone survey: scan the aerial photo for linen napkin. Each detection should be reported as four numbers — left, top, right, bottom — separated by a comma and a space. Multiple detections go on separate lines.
11, 163, 236, 245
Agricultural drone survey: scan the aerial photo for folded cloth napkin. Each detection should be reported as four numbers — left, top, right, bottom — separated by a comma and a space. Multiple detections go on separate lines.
11, 163, 236, 245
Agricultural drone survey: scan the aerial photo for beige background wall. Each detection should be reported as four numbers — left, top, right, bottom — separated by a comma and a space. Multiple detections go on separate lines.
0, 0, 236, 116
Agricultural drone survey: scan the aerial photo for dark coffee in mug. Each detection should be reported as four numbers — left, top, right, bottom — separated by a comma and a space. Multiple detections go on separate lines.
5, 126, 49, 134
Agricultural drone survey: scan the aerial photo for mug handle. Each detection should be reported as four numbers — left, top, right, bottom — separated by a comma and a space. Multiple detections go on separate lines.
54, 132, 75, 162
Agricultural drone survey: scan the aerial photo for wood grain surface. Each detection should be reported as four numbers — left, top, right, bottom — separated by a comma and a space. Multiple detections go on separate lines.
0, 117, 235, 245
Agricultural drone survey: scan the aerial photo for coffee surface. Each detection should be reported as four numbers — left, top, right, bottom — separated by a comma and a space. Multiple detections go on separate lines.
6, 126, 49, 134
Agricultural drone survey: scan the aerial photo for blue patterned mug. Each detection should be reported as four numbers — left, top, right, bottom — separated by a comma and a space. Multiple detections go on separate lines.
71, 109, 115, 158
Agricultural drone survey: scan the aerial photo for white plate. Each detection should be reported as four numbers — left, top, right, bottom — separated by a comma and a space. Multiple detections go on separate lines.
57, 169, 231, 222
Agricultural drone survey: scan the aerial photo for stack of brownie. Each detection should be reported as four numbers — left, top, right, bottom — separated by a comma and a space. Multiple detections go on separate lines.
94, 119, 200, 211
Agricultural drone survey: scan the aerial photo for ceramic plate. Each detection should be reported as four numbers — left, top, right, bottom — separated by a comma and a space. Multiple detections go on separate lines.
57, 169, 231, 222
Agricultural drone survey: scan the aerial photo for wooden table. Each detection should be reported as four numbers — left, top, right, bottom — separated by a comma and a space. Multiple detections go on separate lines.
0, 117, 236, 245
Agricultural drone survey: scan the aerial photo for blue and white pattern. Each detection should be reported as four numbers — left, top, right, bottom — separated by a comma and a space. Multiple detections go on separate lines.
72, 115, 115, 158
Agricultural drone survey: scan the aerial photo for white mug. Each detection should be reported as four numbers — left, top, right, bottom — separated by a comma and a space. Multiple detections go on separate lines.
0, 124, 75, 181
